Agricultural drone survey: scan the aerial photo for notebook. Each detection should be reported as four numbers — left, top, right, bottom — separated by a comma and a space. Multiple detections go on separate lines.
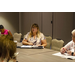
17, 45, 44, 49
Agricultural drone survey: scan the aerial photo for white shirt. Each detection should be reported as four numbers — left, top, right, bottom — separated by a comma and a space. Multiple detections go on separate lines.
24, 32, 46, 45
64, 40, 75, 52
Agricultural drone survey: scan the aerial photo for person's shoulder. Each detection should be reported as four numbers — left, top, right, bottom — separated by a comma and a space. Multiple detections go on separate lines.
26, 32, 30, 35
69, 40, 73, 43
7, 30, 10, 32
7, 30, 12, 34
64, 40, 73, 48
39, 32, 45, 38
5, 29, 9, 31
67, 40, 73, 45
40, 32, 44, 36
5, 29, 10, 32
25, 32, 30, 36
5, 29, 9, 33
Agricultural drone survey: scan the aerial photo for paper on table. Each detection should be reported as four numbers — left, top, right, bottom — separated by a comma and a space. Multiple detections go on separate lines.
20, 45, 44, 49
21, 45, 32, 48
52, 52, 75, 59
14, 40, 17, 43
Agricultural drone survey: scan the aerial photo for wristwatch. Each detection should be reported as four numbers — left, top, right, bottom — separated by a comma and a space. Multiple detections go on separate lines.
71, 52, 74, 56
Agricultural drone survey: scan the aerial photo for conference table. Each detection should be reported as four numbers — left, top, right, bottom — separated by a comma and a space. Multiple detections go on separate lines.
16, 42, 75, 62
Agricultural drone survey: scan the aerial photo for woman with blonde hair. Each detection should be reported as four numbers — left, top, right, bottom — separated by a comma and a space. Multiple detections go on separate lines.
22, 23, 47, 47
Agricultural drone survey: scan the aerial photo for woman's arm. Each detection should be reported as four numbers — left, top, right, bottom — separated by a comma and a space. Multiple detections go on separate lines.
67, 51, 75, 56
22, 38, 33, 45
60, 41, 72, 54
60, 47, 67, 54
41, 39, 47, 47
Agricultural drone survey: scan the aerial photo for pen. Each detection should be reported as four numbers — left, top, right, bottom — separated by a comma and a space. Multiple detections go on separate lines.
63, 48, 68, 53
62, 48, 65, 52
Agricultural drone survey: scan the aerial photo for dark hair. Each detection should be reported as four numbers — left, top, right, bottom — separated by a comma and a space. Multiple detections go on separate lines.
0, 25, 4, 29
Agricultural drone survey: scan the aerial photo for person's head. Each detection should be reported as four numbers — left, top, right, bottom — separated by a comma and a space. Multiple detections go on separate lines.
31, 23, 39, 34
0, 25, 4, 33
29, 23, 40, 38
0, 35, 16, 61
71, 29, 75, 42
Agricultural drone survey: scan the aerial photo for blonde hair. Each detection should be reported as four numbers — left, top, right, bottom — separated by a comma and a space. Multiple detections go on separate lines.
28, 23, 40, 39
71, 29, 75, 35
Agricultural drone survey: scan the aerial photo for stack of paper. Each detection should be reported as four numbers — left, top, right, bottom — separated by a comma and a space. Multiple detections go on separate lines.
20, 45, 44, 49
52, 52, 75, 59
21, 45, 32, 48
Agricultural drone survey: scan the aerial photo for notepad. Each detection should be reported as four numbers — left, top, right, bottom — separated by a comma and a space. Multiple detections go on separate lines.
52, 52, 75, 59
20, 45, 44, 49
21, 45, 32, 48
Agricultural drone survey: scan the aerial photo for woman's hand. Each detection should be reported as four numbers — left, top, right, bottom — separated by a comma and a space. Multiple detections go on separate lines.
29, 42, 33, 45
22, 39, 33, 45
67, 51, 72, 55
36, 44, 41, 46
60, 47, 67, 54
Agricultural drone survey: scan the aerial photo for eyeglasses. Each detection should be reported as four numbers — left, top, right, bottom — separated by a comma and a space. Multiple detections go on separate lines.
32, 27, 37, 29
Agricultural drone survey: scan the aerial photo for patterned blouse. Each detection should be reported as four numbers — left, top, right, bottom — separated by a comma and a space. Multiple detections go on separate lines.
24, 32, 46, 45
64, 40, 75, 52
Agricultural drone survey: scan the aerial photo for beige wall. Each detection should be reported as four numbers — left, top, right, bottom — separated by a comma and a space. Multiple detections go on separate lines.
0, 12, 19, 35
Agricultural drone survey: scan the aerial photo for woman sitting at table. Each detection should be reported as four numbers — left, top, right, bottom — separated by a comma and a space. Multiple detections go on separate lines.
0, 25, 12, 36
60, 29, 75, 56
22, 23, 47, 47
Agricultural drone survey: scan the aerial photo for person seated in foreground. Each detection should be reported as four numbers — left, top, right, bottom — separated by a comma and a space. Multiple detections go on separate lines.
0, 35, 17, 62
22, 23, 47, 47
60, 29, 75, 56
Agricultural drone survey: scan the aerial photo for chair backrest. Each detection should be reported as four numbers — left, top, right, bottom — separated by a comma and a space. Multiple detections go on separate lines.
13, 33, 22, 42
51, 39, 64, 51
45, 36, 52, 49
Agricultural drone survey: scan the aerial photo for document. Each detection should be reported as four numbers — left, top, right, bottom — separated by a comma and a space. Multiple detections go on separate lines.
52, 52, 75, 59
21, 45, 32, 48
20, 45, 44, 49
